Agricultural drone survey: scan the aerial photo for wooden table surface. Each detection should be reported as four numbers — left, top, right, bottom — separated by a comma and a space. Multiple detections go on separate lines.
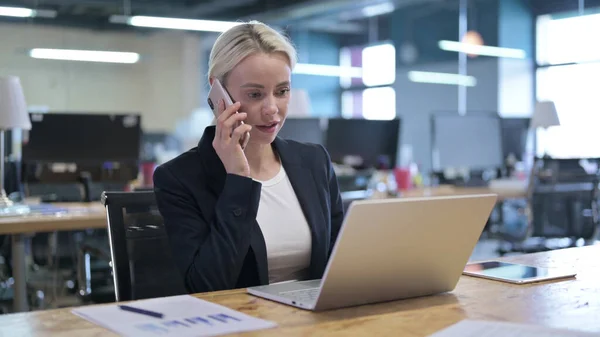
0, 202, 106, 235
1, 245, 598, 336
399, 185, 526, 201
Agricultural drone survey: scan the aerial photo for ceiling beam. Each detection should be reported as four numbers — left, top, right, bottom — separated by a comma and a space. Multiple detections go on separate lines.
31, 0, 177, 14
298, 20, 366, 34
183, 0, 260, 16
239, 0, 444, 26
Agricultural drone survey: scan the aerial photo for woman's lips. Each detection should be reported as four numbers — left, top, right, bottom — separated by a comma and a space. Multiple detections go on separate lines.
256, 122, 279, 134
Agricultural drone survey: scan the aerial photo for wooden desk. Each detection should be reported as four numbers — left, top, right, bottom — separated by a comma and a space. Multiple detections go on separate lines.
2, 245, 598, 336
399, 185, 526, 201
0, 202, 107, 312
0, 202, 106, 235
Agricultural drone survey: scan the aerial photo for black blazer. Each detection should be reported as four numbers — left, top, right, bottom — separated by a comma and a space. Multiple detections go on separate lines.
153, 126, 344, 294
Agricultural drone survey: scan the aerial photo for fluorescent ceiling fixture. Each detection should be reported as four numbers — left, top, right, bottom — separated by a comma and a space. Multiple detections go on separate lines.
294, 63, 362, 78
0, 6, 33, 17
362, 2, 395, 17
0, 6, 56, 18
110, 15, 241, 32
408, 71, 477, 87
362, 43, 396, 86
438, 40, 526, 59
29, 49, 140, 64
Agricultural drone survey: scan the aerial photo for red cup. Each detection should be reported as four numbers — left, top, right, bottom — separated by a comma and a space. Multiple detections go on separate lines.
141, 162, 157, 187
394, 168, 412, 191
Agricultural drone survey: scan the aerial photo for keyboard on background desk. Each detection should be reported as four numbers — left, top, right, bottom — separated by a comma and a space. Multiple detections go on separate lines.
0, 203, 89, 218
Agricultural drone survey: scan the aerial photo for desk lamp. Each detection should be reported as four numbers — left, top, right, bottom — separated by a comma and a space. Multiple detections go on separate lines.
0, 76, 32, 210
526, 100, 561, 197
531, 100, 560, 158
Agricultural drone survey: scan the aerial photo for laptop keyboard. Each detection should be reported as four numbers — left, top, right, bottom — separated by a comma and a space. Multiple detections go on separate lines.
279, 287, 320, 302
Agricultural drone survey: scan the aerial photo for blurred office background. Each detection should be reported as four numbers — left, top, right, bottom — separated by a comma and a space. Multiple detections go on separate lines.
1, 0, 600, 314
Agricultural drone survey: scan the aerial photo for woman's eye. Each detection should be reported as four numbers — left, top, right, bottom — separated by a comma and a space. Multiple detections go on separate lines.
277, 88, 290, 96
248, 92, 262, 99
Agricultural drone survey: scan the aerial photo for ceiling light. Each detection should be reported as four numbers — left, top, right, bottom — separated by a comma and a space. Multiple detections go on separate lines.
294, 63, 362, 78
109, 15, 241, 32
0, 6, 33, 17
438, 40, 526, 59
362, 2, 395, 17
0, 6, 56, 18
29, 49, 140, 64
407, 71, 477, 87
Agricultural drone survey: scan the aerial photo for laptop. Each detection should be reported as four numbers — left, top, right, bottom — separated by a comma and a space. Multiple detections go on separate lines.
247, 193, 497, 311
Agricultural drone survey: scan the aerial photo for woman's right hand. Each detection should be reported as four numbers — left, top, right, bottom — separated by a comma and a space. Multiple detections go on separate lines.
212, 100, 252, 177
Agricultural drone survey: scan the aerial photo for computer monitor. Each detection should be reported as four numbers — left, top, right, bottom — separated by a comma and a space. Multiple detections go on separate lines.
325, 118, 401, 169
431, 113, 503, 171
500, 118, 530, 162
22, 112, 142, 164
278, 118, 324, 145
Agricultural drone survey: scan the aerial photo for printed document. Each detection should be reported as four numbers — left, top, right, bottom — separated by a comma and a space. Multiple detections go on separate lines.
72, 295, 277, 337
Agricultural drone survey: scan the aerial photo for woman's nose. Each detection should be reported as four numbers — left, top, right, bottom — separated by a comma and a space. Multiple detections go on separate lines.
262, 95, 278, 115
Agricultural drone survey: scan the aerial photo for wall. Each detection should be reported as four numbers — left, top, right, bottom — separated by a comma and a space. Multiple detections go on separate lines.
394, 58, 500, 173
497, 0, 534, 117
390, 1, 502, 174
0, 22, 203, 133
289, 30, 341, 117
390, 1, 499, 66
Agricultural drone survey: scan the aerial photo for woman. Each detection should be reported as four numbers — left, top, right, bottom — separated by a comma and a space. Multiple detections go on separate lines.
153, 21, 344, 294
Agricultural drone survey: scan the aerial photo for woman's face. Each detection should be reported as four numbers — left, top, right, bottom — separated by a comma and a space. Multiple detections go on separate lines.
225, 52, 292, 145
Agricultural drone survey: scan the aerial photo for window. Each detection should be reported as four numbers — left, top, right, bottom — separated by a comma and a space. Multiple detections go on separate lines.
536, 63, 600, 158
341, 87, 396, 120
362, 43, 396, 87
362, 87, 396, 120
536, 12, 600, 158
340, 42, 396, 120
537, 13, 600, 66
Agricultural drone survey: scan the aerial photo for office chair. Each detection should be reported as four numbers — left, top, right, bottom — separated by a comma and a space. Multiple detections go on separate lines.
76, 235, 114, 304
497, 158, 599, 254
529, 159, 599, 240
102, 191, 186, 301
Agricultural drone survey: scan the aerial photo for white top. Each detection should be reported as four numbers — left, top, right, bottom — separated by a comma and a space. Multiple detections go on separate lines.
255, 165, 312, 284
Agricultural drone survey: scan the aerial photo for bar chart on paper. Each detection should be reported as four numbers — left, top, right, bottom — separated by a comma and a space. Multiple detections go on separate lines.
71, 295, 277, 337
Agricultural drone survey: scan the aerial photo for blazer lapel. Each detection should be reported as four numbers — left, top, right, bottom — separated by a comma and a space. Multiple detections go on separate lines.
274, 138, 329, 279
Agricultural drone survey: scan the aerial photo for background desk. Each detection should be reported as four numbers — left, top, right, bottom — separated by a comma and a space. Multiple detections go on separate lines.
398, 185, 526, 201
0, 203, 106, 235
0, 203, 106, 312
1, 245, 597, 336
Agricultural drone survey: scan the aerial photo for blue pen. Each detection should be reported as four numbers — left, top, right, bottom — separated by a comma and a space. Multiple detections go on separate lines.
118, 305, 164, 319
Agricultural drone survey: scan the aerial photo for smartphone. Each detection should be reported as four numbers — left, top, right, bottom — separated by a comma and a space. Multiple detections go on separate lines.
463, 261, 576, 284
207, 79, 250, 149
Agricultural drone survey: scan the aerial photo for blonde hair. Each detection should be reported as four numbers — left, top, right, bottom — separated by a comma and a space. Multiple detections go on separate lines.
208, 20, 298, 85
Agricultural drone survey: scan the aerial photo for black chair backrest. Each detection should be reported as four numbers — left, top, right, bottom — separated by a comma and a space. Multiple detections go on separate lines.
102, 191, 186, 301
530, 159, 600, 239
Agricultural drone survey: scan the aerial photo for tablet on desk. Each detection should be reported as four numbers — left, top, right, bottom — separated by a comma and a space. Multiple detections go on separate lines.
463, 261, 577, 284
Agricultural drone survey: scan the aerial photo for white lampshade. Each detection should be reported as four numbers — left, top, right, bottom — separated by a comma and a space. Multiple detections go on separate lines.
0, 76, 31, 130
531, 101, 560, 129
